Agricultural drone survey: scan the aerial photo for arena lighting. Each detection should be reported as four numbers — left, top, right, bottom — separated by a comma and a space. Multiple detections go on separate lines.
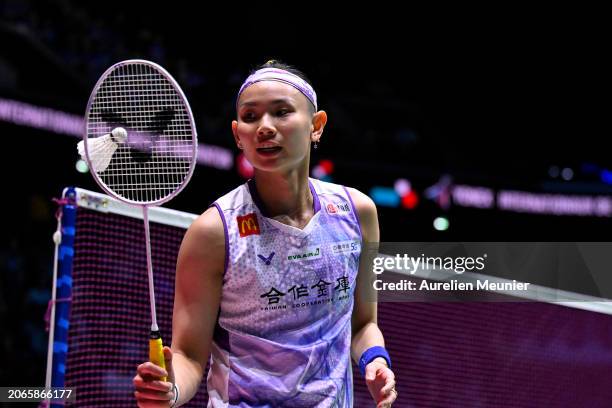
0, 97, 234, 170
600, 169, 612, 185
393, 178, 419, 209
6, 96, 608, 217
394, 179, 411, 196
196, 145, 234, 170
75, 159, 88, 173
311, 165, 327, 179
433, 216, 449, 231
498, 190, 612, 217
370, 187, 400, 207
561, 168, 574, 181
453, 185, 612, 217
424, 175, 452, 210
311, 159, 335, 182
319, 159, 334, 175
401, 190, 419, 209
452, 185, 495, 209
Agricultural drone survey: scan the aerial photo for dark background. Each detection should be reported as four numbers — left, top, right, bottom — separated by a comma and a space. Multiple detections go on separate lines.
1, 0, 609, 388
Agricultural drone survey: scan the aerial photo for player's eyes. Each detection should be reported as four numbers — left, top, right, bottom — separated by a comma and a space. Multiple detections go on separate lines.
241, 112, 256, 122
241, 108, 291, 122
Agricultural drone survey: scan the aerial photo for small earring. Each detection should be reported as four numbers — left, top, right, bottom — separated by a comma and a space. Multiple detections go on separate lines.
238, 143, 243, 149
313, 141, 318, 150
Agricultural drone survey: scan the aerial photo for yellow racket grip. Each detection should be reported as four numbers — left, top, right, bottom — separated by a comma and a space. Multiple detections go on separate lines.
149, 330, 167, 382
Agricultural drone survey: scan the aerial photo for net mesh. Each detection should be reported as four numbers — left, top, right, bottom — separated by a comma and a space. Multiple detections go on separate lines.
85, 62, 195, 203
366, 300, 612, 407
62, 203, 612, 407
65, 207, 207, 407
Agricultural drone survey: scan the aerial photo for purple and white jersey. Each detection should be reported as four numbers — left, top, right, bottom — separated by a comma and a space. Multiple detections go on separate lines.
207, 178, 362, 407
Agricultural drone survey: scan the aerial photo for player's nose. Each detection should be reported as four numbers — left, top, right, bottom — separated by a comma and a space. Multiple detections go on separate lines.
257, 114, 276, 139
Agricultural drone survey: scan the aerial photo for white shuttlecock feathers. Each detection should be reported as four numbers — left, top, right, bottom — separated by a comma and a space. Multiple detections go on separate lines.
77, 127, 128, 173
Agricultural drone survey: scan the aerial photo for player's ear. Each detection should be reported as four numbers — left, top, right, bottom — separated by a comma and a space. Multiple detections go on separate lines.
311, 111, 327, 143
232, 120, 242, 149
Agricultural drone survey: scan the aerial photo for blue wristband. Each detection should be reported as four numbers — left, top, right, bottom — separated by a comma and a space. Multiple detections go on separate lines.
359, 346, 391, 376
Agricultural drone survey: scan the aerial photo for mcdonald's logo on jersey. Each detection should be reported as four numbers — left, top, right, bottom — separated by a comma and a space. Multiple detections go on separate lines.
237, 213, 260, 237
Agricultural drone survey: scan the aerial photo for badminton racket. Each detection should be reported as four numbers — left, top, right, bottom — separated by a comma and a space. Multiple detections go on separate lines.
80, 59, 197, 381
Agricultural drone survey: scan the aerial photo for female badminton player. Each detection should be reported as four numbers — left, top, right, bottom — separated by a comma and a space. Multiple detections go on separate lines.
133, 60, 397, 407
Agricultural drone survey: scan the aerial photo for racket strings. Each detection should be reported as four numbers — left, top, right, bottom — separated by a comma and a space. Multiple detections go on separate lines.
86, 62, 196, 203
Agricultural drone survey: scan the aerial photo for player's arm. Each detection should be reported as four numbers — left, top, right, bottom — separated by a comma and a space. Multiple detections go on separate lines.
170, 206, 225, 405
348, 188, 397, 407
348, 187, 384, 364
134, 206, 225, 407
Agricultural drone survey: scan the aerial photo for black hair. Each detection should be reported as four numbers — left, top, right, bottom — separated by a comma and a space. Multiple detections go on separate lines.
254, 59, 314, 88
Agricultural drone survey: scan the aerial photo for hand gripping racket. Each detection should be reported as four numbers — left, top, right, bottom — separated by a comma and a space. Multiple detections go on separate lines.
80, 59, 197, 380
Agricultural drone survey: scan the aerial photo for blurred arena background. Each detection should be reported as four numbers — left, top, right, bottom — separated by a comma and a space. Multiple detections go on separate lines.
1, 0, 609, 388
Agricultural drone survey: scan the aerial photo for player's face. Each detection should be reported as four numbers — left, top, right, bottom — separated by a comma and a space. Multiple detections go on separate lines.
233, 81, 315, 172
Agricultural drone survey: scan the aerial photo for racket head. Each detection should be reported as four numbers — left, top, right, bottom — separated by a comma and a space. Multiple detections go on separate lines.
83, 59, 198, 206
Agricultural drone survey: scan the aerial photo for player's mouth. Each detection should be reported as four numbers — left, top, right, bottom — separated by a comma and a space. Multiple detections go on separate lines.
256, 146, 282, 156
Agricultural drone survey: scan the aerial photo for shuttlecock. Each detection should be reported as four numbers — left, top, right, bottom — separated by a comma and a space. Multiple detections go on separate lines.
77, 127, 128, 173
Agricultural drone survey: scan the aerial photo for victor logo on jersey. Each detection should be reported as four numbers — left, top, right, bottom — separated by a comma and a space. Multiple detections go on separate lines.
258, 252, 275, 265
326, 202, 351, 215
237, 213, 260, 237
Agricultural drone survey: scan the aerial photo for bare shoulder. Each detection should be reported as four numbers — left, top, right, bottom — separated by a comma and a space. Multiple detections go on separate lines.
188, 206, 225, 243
177, 206, 225, 278
345, 187, 377, 216
345, 187, 379, 242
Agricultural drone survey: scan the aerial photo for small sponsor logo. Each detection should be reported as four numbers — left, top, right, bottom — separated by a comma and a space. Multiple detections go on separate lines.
258, 252, 275, 265
287, 246, 322, 261
331, 240, 360, 255
237, 213, 260, 237
326, 201, 351, 215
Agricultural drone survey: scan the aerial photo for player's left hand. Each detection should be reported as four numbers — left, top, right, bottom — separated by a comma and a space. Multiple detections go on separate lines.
365, 358, 397, 408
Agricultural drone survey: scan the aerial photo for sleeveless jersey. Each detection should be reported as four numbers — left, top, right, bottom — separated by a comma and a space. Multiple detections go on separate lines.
206, 178, 362, 407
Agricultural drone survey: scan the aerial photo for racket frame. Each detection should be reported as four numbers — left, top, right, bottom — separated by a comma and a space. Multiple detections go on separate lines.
82, 59, 198, 207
